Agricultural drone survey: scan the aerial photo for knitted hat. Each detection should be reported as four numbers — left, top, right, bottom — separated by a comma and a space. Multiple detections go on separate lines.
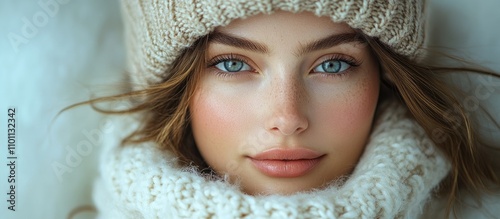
121, 0, 425, 87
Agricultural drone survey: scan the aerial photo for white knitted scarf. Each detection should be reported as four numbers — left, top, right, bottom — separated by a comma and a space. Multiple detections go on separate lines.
93, 101, 451, 219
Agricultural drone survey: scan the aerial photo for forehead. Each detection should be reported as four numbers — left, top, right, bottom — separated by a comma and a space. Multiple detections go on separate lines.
214, 11, 355, 44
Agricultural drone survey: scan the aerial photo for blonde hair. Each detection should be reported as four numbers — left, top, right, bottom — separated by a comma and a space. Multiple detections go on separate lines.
69, 33, 499, 217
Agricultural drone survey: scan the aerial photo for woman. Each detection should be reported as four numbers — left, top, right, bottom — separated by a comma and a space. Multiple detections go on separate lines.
90, 0, 499, 218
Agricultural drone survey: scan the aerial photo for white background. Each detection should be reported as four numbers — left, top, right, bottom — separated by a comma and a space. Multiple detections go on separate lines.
0, 0, 499, 219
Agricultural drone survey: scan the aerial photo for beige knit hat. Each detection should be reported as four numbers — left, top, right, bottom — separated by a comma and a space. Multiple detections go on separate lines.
121, 0, 425, 87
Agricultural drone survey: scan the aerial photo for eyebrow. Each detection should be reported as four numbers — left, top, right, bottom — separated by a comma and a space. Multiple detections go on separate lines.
207, 31, 366, 56
295, 32, 366, 56
208, 31, 269, 53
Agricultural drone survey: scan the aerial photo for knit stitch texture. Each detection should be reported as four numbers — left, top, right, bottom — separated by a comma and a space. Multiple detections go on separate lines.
93, 101, 450, 219
120, 0, 425, 87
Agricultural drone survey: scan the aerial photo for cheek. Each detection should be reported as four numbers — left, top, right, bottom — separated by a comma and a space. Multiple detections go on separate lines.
191, 91, 237, 141
189, 86, 254, 172
342, 76, 379, 130
315, 71, 380, 143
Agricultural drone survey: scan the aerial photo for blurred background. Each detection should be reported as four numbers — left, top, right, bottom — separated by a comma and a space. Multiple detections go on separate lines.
0, 0, 499, 219
0, 0, 125, 218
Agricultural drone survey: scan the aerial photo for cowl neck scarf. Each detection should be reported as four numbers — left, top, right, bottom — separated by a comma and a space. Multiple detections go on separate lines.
93, 101, 451, 218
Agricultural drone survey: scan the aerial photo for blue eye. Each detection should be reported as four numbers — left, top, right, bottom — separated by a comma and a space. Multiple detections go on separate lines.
313, 60, 351, 74
214, 59, 252, 72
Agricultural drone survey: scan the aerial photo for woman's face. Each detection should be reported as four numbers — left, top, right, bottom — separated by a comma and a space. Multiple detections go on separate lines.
190, 11, 380, 195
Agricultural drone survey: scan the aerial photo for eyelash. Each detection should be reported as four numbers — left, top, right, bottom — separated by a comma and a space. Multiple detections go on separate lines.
207, 54, 254, 78
313, 54, 361, 78
206, 54, 361, 79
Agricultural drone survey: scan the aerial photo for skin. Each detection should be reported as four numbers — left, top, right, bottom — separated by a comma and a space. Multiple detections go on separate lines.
189, 11, 380, 195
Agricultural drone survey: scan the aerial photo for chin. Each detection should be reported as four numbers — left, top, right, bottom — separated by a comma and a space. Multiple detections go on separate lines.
240, 177, 329, 196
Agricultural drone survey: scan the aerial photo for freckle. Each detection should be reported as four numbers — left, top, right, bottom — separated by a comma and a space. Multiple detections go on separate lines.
352, 79, 369, 112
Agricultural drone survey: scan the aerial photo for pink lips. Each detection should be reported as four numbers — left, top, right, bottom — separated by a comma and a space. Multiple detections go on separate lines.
248, 148, 324, 178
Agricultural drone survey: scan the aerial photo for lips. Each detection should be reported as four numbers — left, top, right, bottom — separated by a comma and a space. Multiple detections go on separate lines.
248, 148, 324, 178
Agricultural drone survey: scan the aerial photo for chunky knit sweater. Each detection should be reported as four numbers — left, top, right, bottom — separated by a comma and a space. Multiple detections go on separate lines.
93, 101, 451, 218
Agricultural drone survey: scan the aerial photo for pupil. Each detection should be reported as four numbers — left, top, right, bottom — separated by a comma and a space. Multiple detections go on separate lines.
322, 61, 340, 73
224, 60, 243, 72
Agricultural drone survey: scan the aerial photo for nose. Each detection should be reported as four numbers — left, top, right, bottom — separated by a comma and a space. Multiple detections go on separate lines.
265, 76, 309, 136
